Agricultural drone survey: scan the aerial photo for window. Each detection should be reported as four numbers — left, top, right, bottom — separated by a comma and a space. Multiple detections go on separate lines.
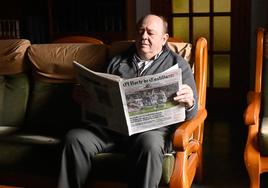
172, 0, 231, 88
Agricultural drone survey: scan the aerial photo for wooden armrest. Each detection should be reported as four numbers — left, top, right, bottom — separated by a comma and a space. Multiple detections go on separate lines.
243, 91, 261, 126
172, 109, 207, 151
186, 139, 200, 155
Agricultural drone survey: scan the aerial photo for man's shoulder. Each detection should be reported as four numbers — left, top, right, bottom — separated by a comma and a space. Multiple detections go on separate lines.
165, 44, 190, 64
164, 48, 187, 66
111, 44, 136, 59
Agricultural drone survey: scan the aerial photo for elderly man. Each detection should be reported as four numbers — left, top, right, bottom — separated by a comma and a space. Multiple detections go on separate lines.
57, 14, 197, 188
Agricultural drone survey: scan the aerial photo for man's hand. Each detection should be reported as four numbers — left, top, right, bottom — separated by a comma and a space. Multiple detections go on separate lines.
173, 84, 195, 109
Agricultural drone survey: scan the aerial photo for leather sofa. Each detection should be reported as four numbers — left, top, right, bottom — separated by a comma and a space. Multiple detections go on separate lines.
0, 39, 191, 188
0, 39, 108, 188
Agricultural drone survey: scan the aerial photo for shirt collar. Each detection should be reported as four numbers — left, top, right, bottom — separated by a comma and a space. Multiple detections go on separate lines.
136, 50, 163, 62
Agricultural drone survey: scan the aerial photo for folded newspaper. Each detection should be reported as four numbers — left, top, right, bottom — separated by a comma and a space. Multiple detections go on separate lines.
73, 61, 185, 136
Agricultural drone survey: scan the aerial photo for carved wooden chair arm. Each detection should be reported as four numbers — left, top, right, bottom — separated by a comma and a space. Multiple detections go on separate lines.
172, 109, 207, 152
244, 91, 261, 126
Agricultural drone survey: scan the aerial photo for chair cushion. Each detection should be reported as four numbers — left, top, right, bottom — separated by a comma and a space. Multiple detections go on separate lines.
0, 133, 60, 145
24, 81, 81, 137
0, 73, 29, 127
27, 43, 107, 83
0, 126, 19, 135
259, 117, 268, 155
161, 153, 175, 184
91, 152, 174, 185
167, 42, 192, 63
0, 135, 61, 176
260, 56, 268, 155
0, 39, 31, 75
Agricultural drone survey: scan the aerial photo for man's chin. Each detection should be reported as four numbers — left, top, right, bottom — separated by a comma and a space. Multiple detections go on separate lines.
139, 47, 150, 53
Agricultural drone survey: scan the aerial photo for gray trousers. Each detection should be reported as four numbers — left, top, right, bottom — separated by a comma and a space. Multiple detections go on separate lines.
57, 126, 173, 188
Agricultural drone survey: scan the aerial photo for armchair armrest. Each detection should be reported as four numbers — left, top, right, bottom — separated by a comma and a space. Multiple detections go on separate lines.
243, 91, 261, 126
172, 109, 207, 151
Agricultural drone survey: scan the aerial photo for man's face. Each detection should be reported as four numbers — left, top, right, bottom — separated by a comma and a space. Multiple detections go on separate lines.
136, 15, 169, 60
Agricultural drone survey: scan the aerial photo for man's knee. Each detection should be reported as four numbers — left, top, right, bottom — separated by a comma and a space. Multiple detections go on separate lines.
133, 131, 165, 154
65, 128, 85, 144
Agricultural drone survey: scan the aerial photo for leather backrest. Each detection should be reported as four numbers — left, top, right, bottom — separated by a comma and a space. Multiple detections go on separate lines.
27, 43, 107, 83
0, 39, 31, 75
52, 35, 104, 44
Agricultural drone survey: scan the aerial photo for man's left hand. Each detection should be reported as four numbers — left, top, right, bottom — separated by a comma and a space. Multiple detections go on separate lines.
173, 84, 194, 109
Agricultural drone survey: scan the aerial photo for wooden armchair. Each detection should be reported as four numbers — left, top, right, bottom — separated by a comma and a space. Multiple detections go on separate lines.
243, 27, 268, 188
87, 37, 208, 188
167, 37, 208, 188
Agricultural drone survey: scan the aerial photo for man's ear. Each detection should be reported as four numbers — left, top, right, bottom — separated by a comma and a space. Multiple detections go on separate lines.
162, 33, 169, 45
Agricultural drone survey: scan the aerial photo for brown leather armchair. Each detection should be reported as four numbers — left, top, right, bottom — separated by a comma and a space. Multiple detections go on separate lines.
243, 27, 268, 188
86, 37, 208, 188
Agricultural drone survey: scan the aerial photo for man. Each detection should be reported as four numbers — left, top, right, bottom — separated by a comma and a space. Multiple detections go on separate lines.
57, 14, 197, 188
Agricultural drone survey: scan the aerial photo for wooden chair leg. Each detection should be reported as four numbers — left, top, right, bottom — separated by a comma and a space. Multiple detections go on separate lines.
169, 152, 190, 188
248, 170, 260, 188
244, 139, 261, 188
194, 147, 204, 184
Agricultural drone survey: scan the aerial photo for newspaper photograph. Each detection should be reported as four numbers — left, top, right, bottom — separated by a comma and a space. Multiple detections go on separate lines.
73, 61, 185, 136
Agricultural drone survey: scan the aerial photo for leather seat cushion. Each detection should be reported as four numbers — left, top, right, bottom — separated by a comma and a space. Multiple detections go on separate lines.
91, 152, 174, 185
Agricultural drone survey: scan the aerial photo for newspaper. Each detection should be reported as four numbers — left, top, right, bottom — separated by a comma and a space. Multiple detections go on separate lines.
73, 61, 185, 136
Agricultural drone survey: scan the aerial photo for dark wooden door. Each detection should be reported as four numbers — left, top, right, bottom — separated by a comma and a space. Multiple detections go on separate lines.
151, 0, 251, 119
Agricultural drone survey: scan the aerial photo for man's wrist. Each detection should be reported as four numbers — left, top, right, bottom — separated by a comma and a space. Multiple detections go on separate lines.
186, 98, 195, 111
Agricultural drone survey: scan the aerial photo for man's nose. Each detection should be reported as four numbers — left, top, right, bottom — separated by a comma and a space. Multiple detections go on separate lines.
141, 31, 148, 39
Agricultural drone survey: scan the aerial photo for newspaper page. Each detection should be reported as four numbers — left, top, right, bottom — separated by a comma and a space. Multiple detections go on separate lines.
73, 61, 185, 136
